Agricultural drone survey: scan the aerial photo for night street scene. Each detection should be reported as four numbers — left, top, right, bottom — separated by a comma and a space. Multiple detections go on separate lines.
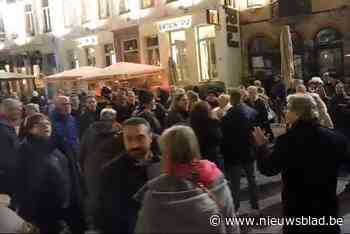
2, 0, 350, 233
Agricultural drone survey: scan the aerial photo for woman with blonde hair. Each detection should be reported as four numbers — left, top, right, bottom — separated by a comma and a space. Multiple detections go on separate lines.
135, 126, 239, 233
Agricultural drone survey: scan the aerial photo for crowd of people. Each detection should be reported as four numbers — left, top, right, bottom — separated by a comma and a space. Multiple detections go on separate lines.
0, 73, 350, 233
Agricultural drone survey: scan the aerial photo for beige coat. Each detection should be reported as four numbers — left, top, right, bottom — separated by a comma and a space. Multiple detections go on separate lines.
0, 194, 38, 233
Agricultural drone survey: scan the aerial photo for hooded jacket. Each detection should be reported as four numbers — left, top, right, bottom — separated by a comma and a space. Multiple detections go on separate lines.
135, 160, 239, 234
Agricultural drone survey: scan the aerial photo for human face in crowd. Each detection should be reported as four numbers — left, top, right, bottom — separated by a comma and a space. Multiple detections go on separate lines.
123, 124, 152, 160
206, 93, 217, 103
86, 97, 97, 112
29, 119, 52, 139
247, 87, 258, 102
56, 96, 72, 116
293, 79, 304, 89
127, 91, 136, 106
178, 95, 189, 112
70, 96, 80, 110
6, 102, 23, 123
218, 95, 229, 108
336, 84, 346, 96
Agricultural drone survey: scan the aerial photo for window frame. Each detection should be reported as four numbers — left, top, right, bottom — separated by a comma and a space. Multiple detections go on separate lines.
81, 0, 92, 23
141, 0, 154, 9
146, 36, 160, 65
104, 44, 116, 66
169, 30, 188, 81
247, 0, 264, 8
197, 26, 217, 81
122, 38, 139, 62
98, 0, 111, 19
42, 3, 52, 33
63, 0, 73, 27
25, 4, 35, 36
119, 0, 130, 15
85, 47, 96, 66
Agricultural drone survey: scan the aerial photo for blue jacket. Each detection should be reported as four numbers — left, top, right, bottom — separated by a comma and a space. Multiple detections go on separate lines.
50, 111, 80, 157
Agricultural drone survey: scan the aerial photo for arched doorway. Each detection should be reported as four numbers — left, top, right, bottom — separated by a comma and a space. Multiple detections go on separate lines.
315, 27, 343, 78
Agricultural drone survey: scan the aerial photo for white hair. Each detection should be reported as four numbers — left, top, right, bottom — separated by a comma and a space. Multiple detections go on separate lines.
25, 103, 40, 113
100, 108, 117, 121
287, 94, 319, 121
2, 98, 22, 110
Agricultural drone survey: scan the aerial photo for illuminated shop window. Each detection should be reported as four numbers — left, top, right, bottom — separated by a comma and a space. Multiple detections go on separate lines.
197, 25, 217, 81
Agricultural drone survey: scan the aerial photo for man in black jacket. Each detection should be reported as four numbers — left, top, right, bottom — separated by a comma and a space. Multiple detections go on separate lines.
78, 96, 99, 138
97, 117, 161, 234
0, 98, 22, 199
221, 88, 260, 215
253, 94, 350, 234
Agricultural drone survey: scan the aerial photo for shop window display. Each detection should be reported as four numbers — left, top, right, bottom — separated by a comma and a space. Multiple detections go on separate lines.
197, 25, 217, 81
170, 30, 188, 81
123, 39, 140, 63
105, 44, 116, 66
146, 36, 160, 66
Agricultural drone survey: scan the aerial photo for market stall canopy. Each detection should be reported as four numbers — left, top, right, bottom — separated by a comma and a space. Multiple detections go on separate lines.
80, 62, 164, 81
45, 66, 106, 82
0, 70, 34, 80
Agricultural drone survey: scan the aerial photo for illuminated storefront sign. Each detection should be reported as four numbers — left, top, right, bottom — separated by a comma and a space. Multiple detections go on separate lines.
76, 35, 98, 47
158, 16, 192, 32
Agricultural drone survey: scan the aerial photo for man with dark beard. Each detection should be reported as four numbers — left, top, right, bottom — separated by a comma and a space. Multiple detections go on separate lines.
97, 118, 161, 234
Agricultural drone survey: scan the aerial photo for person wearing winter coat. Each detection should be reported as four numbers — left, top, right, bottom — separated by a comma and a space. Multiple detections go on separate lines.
246, 86, 274, 141
78, 96, 99, 138
190, 101, 223, 169
253, 94, 350, 234
221, 88, 260, 215
50, 96, 80, 158
80, 108, 123, 229
166, 93, 189, 128
135, 125, 239, 233
16, 114, 85, 233
0, 194, 38, 233
329, 83, 350, 138
0, 98, 22, 199
97, 117, 161, 234
212, 94, 231, 120
133, 90, 163, 134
